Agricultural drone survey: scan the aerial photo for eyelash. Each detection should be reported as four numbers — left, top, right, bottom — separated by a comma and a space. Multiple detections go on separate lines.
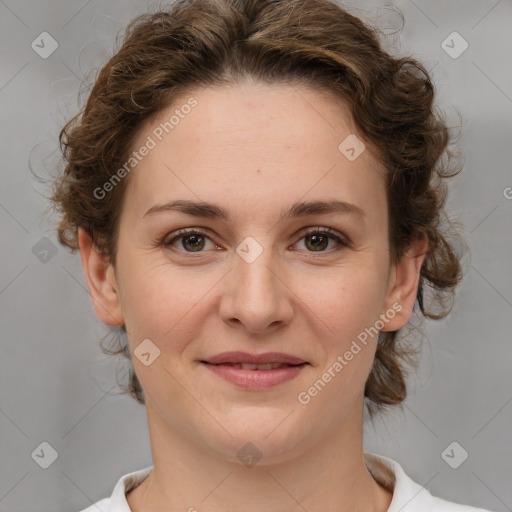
158, 227, 351, 256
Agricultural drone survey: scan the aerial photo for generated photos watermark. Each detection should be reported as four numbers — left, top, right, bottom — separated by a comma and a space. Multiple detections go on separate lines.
297, 301, 403, 405
93, 97, 198, 200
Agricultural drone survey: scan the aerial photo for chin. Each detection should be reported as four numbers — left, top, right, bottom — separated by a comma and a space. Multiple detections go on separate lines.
201, 408, 311, 466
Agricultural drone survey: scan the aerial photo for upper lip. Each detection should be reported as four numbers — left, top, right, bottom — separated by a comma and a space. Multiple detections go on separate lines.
201, 351, 307, 365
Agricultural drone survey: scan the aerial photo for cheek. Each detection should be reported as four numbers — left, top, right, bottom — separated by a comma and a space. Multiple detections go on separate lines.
115, 253, 166, 332
117, 255, 219, 351
296, 265, 387, 407
294, 272, 383, 412
298, 263, 387, 340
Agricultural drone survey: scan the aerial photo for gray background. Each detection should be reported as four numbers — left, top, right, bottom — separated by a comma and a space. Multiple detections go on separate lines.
1, 0, 511, 511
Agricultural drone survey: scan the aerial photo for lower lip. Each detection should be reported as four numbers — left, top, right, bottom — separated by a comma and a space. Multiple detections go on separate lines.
201, 363, 307, 389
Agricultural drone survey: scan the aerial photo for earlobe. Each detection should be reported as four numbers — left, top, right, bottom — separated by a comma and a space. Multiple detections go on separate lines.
78, 227, 124, 327
381, 232, 428, 332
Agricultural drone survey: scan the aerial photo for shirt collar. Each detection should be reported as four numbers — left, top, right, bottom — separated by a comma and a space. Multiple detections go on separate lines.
108, 452, 437, 511
109, 465, 152, 511
364, 452, 438, 511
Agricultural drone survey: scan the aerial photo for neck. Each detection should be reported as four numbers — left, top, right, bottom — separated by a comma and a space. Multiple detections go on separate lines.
127, 400, 392, 512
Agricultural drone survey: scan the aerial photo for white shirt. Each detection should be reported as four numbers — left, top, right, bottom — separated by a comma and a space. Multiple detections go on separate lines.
78, 452, 494, 512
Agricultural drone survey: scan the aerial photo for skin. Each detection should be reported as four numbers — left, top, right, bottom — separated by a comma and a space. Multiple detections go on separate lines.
79, 81, 427, 512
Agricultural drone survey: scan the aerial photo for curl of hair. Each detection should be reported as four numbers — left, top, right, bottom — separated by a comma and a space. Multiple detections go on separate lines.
49, 0, 463, 419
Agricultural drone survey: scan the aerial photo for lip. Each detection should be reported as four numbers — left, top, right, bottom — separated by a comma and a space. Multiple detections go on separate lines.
202, 351, 307, 365
199, 352, 309, 390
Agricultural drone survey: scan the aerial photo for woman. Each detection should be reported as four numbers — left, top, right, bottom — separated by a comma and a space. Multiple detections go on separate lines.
50, 0, 494, 510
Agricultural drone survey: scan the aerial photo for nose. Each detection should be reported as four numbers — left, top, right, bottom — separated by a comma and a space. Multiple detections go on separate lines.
218, 242, 294, 335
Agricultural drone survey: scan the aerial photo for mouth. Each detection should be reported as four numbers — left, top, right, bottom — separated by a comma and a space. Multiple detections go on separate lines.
201, 362, 306, 370
201, 351, 308, 366
199, 352, 310, 389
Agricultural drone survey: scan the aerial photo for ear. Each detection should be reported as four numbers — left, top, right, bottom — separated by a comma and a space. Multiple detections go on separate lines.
380, 231, 428, 332
78, 227, 124, 327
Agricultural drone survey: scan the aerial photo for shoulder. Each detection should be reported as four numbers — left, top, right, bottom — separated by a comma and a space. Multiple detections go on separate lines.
364, 452, 496, 512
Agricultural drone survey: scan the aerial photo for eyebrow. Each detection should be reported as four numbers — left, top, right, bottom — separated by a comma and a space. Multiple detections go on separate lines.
143, 199, 365, 221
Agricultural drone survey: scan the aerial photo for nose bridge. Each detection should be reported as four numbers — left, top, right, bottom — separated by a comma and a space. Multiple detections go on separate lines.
234, 235, 281, 302
220, 235, 292, 332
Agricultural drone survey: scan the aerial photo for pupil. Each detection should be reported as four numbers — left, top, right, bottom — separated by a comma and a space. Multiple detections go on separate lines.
184, 235, 204, 251
308, 234, 327, 251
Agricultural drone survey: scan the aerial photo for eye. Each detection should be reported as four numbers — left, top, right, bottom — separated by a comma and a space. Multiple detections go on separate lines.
292, 227, 351, 253
161, 228, 217, 253
160, 226, 350, 255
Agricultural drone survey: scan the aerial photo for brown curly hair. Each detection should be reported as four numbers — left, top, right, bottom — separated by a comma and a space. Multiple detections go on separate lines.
49, 0, 463, 418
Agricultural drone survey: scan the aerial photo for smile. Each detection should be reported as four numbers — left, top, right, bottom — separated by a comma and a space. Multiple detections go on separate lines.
200, 361, 308, 389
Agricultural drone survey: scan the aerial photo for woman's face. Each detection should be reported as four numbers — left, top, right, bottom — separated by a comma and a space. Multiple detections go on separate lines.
83, 82, 423, 463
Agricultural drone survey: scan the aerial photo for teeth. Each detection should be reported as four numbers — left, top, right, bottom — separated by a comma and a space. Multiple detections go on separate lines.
228, 363, 291, 370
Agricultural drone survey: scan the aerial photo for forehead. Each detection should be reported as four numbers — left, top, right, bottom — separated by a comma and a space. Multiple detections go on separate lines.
122, 82, 386, 224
